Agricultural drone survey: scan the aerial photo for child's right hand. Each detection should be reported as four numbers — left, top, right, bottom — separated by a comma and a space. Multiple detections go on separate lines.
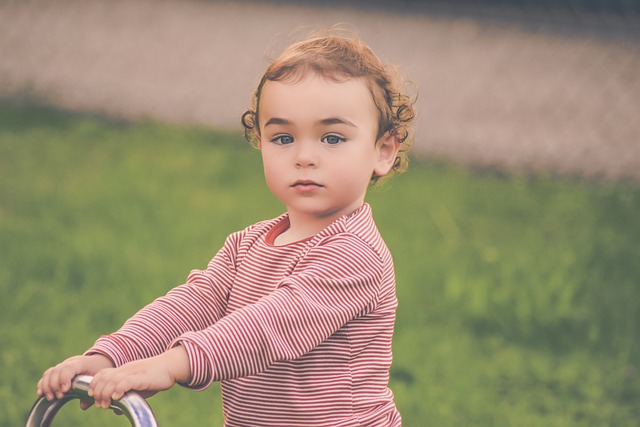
37, 354, 115, 405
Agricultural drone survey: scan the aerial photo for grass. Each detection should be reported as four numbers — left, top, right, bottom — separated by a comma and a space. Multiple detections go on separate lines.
1, 100, 639, 426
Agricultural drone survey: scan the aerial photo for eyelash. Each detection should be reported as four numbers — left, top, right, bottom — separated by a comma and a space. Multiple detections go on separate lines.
322, 134, 346, 145
270, 134, 346, 145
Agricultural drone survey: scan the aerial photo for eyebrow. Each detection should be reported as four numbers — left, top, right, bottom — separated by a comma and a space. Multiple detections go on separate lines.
263, 117, 357, 128
264, 117, 291, 128
318, 117, 357, 128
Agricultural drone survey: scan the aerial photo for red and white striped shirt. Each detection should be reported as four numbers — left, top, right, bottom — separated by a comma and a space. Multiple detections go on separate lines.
88, 204, 401, 426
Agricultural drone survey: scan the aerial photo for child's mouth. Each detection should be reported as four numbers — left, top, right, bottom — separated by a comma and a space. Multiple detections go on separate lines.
292, 180, 323, 192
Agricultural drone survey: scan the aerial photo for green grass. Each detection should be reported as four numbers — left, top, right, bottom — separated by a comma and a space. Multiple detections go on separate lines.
1, 100, 639, 426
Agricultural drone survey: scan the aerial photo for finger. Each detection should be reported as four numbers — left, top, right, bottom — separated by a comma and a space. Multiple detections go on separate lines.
36, 369, 50, 398
109, 374, 136, 402
99, 380, 118, 408
36, 372, 47, 396
104, 372, 135, 405
88, 371, 109, 408
47, 368, 63, 400
57, 365, 79, 397
92, 369, 122, 409
37, 356, 85, 400
59, 367, 75, 391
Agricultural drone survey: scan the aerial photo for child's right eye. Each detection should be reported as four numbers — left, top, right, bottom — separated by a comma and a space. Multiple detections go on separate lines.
272, 135, 294, 145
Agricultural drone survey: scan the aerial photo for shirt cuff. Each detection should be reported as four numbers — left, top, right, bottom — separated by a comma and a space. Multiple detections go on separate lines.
84, 335, 133, 367
170, 337, 213, 390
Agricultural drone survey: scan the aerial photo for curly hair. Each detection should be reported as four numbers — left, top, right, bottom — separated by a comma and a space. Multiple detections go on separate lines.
241, 31, 416, 184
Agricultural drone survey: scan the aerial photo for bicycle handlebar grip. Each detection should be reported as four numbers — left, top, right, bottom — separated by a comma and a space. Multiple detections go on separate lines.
25, 375, 159, 427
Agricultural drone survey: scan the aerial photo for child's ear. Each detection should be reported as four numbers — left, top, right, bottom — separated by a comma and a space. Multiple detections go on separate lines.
373, 132, 401, 177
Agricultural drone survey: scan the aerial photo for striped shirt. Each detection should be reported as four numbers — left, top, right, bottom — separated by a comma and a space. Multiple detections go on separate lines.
88, 203, 401, 426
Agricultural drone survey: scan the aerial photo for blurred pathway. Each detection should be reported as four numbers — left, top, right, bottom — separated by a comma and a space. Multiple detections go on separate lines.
1, 0, 639, 180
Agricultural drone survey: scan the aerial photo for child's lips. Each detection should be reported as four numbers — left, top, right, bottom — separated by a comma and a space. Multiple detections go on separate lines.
292, 180, 323, 192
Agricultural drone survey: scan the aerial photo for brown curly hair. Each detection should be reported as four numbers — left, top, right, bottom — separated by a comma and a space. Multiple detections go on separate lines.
241, 31, 416, 184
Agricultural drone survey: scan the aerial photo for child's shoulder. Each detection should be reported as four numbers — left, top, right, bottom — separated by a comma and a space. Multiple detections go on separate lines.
314, 204, 390, 260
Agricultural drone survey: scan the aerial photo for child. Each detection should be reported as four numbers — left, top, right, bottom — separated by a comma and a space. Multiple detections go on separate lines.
37, 31, 415, 426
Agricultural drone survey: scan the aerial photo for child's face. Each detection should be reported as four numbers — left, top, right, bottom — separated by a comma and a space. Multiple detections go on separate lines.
257, 73, 398, 226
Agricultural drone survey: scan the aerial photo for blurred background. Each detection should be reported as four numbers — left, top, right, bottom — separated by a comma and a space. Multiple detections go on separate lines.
2, 0, 639, 179
1, 0, 639, 426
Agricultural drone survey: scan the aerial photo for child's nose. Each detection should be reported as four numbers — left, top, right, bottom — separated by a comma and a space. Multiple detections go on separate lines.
295, 141, 318, 168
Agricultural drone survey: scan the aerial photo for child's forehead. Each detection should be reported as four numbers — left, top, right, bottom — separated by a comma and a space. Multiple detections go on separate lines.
258, 75, 379, 130
261, 75, 374, 108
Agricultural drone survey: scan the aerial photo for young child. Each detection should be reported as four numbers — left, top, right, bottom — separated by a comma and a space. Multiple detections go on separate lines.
37, 31, 415, 426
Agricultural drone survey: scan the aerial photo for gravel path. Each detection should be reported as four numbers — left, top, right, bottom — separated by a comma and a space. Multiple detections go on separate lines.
1, 0, 639, 180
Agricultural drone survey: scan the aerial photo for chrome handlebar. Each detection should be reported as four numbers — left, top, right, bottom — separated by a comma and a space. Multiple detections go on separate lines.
25, 375, 158, 427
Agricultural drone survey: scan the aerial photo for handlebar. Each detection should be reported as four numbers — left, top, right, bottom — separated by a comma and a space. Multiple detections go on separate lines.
25, 375, 158, 427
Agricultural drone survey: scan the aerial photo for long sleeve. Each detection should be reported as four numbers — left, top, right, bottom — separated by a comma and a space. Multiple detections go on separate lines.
85, 230, 242, 367
172, 233, 384, 388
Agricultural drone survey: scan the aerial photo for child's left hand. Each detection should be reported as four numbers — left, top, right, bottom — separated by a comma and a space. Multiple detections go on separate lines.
88, 346, 190, 409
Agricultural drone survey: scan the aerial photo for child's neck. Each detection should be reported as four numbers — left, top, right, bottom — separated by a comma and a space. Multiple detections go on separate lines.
273, 218, 323, 246
273, 205, 363, 246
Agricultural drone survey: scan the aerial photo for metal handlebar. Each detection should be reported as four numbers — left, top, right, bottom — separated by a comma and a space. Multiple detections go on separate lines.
25, 375, 158, 427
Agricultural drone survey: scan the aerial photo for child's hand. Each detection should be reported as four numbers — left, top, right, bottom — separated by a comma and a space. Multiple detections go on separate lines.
88, 346, 190, 409
37, 354, 115, 402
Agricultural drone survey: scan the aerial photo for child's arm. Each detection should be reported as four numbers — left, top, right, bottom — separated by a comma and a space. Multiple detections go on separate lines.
174, 233, 386, 388
87, 345, 190, 409
36, 230, 243, 401
86, 231, 242, 367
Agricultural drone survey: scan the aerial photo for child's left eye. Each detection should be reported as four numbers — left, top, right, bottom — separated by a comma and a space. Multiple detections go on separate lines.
322, 135, 345, 145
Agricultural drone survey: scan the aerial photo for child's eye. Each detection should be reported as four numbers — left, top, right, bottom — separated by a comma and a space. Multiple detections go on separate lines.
322, 135, 345, 145
272, 135, 294, 145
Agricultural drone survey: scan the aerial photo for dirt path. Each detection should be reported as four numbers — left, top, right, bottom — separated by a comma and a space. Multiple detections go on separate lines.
1, 0, 638, 180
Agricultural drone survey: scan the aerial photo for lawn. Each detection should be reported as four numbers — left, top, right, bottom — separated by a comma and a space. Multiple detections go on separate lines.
1, 100, 638, 426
